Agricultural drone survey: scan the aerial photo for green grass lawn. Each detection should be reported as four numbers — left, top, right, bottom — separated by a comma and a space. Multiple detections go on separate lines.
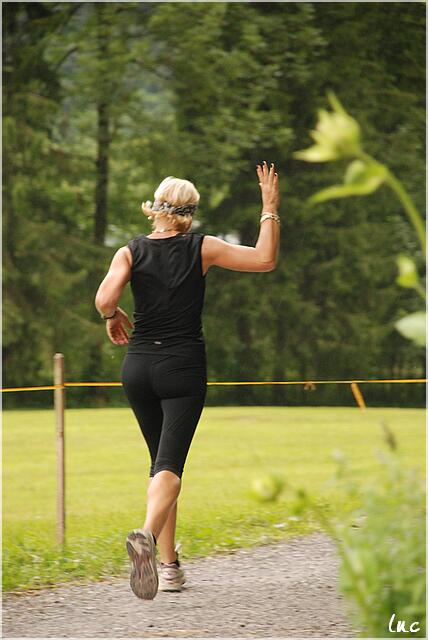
3, 406, 425, 592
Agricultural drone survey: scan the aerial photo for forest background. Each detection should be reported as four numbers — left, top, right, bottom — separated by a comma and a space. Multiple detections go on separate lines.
3, 1, 426, 408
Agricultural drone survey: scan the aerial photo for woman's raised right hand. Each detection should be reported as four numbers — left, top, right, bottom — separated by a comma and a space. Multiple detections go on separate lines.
256, 161, 280, 212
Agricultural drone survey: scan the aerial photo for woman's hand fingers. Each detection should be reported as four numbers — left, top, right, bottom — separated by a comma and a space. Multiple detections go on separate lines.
106, 320, 130, 345
116, 324, 129, 345
106, 308, 134, 342
114, 326, 126, 343
269, 163, 275, 185
257, 161, 268, 183
263, 160, 269, 178
257, 161, 277, 184
120, 325, 130, 342
107, 323, 121, 345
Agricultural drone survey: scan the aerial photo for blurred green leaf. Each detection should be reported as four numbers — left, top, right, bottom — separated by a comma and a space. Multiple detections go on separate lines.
308, 184, 369, 204
344, 160, 386, 189
396, 255, 420, 289
395, 312, 426, 346
293, 144, 339, 162
308, 160, 387, 204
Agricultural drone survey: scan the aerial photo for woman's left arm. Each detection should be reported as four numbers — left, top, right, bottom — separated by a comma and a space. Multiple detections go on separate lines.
95, 246, 134, 346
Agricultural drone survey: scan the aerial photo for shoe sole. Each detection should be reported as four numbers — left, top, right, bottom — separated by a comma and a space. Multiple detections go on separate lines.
126, 530, 158, 600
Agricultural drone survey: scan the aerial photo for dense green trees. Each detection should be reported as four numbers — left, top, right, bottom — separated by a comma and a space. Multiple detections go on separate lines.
3, 2, 425, 407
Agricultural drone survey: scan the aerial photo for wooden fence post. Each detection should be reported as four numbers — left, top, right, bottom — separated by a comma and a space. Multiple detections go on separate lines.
351, 382, 366, 410
54, 353, 65, 546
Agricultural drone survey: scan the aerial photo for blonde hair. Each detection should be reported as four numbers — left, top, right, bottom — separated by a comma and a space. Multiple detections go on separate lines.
142, 176, 200, 233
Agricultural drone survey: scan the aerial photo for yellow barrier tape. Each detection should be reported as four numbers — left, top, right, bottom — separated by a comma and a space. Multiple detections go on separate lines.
207, 379, 427, 385
1, 378, 426, 392
2, 385, 63, 392
65, 382, 122, 388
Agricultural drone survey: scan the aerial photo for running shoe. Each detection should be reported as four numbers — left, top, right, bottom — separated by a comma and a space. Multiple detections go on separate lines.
158, 542, 186, 592
126, 528, 158, 600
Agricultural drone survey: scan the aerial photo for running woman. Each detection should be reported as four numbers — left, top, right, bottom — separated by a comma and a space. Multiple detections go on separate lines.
95, 161, 280, 600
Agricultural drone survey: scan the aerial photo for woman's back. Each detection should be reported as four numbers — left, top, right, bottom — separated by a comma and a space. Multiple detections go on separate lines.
126, 232, 206, 349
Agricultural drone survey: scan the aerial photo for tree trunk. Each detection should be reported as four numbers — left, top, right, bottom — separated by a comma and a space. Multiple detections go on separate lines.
93, 5, 110, 246
94, 101, 110, 245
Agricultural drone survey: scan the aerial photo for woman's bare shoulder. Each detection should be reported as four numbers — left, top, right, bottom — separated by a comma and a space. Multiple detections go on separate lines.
117, 245, 133, 267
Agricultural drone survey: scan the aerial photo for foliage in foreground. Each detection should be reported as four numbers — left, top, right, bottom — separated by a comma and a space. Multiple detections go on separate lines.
293, 440, 426, 638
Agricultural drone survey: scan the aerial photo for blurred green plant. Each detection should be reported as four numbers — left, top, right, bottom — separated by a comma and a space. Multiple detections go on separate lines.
293, 445, 426, 638
294, 92, 426, 348
250, 473, 285, 503
293, 96, 426, 634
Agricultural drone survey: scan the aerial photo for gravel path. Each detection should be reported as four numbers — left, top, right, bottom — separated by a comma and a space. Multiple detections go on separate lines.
3, 533, 358, 639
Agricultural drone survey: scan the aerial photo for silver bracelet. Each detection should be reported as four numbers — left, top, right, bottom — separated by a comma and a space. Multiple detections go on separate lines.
260, 213, 280, 225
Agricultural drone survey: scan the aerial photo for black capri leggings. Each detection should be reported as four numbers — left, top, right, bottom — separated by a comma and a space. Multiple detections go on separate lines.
121, 341, 207, 479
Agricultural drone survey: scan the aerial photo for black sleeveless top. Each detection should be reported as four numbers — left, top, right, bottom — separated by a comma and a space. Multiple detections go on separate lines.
126, 232, 206, 352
